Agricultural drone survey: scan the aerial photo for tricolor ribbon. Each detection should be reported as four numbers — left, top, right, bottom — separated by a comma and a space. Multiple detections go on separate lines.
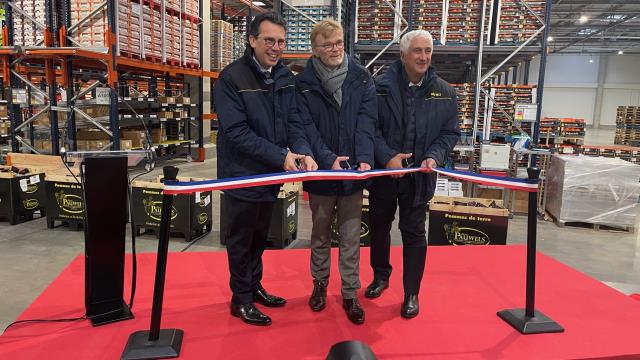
163, 167, 538, 195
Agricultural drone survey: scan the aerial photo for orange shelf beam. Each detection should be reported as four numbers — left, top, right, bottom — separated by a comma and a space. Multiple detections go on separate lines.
282, 52, 312, 59
202, 113, 217, 120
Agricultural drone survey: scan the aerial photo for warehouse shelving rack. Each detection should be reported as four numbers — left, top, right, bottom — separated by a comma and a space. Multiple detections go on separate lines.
2, 0, 219, 162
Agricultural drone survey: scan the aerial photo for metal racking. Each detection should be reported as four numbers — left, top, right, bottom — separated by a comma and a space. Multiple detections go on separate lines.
1, 0, 218, 162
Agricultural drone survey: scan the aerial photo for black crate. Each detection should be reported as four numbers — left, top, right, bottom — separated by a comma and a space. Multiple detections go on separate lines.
220, 192, 299, 249
330, 204, 371, 247
131, 185, 212, 241
45, 180, 85, 230
428, 197, 509, 246
0, 173, 46, 224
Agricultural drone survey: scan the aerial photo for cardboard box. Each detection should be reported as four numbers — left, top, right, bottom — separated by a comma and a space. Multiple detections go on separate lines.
151, 128, 166, 144
428, 196, 509, 246
121, 130, 147, 148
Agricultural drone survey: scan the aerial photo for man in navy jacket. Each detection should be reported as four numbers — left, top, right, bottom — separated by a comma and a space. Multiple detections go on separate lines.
214, 13, 317, 326
364, 30, 460, 319
296, 19, 376, 324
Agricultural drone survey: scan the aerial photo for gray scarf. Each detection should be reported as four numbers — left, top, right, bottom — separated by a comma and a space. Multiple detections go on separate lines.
312, 54, 348, 107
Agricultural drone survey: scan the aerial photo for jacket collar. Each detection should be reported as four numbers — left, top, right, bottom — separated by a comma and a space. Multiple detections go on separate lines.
378, 60, 438, 112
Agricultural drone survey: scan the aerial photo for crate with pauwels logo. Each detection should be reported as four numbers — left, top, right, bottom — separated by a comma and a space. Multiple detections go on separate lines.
428, 196, 509, 246
3, 153, 81, 227
0, 159, 46, 224
220, 184, 300, 249
131, 177, 212, 241
44, 174, 84, 230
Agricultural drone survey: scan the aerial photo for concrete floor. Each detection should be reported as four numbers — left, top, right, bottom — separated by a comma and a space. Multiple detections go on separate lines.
2, 128, 640, 332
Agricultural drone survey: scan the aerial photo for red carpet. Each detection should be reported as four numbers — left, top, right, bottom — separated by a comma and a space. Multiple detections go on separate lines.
2, 245, 640, 359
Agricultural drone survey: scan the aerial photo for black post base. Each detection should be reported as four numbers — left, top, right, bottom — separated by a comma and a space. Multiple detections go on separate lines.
90, 303, 133, 326
497, 309, 564, 334
121, 329, 184, 360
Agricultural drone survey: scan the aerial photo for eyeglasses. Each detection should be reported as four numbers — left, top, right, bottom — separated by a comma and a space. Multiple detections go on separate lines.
315, 41, 344, 51
258, 36, 286, 49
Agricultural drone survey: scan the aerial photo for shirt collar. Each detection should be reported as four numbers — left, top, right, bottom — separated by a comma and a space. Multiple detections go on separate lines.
409, 78, 424, 87
252, 56, 272, 74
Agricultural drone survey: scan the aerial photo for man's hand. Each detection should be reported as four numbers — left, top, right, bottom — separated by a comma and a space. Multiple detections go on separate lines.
301, 156, 318, 171
331, 156, 350, 170
357, 163, 371, 172
385, 152, 412, 178
283, 151, 306, 171
421, 158, 437, 172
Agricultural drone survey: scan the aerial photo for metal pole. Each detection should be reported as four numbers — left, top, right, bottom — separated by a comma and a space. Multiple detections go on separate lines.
198, 0, 204, 161
525, 167, 539, 317
472, 0, 487, 146
407, 0, 414, 31
45, 0, 60, 154
532, 0, 553, 159
523, 59, 530, 85
107, 0, 120, 150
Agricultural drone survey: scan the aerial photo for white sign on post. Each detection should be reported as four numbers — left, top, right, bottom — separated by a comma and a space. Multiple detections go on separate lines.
95, 88, 111, 105
515, 104, 538, 122
12, 89, 27, 104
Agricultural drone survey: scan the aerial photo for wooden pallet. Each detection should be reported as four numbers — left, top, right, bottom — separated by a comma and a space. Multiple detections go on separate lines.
548, 213, 634, 233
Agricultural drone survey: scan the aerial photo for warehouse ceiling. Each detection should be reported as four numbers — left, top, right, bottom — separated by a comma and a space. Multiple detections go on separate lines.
549, 0, 640, 54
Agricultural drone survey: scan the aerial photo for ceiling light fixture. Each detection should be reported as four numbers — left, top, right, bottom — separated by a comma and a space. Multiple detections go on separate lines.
579, 15, 588, 23
547, 36, 554, 41
252, 1, 266, 6
618, 50, 624, 55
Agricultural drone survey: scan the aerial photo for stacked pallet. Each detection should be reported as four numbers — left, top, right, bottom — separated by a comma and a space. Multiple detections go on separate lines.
402, 0, 444, 44
165, 13, 182, 64
283, 3, 331, 52
118, 0, 141, 56
142, 4, 162, 60
452, 83, 475, 145
356, 0, 396, 44
70, 0, 107, 48
184, 0, 198, 18
615, 106, 640, 146
228, 16, 247, 60
12, 0, 46, 46
496, 0, 545, 44
184, 19, 200, 67
211, 20, 233, 71
446, 0, 492, 45
478, 85, 535, 141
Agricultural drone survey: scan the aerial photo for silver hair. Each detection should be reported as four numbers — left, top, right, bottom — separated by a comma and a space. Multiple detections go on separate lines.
399, 30, 433, 54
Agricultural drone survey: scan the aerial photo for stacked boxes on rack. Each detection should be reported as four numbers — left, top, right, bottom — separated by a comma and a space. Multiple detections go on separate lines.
184, 0, 198, 17
539, 117, 585, 153
70, 0, 108, 48
452, 83, 475, 145
12, 0, 46, 46
496, 0, 545, 44
184, 18, 200, 67
0, 104, 8, 137
356, 0, 396, 44
478, 85, 535, 141
283, 1, 331, 52
142, 3, 163, 60
118, 0, 141, 56
165, 13, 182, 64
211, 20, 233, 71
446, 0, 492, 45
228, 17, 247, 60
402, 0, 444, 44
615, 106, 640, 146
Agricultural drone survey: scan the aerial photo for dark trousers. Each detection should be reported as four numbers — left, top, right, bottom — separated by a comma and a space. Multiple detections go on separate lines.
369, 176, 428, 295
225, 195, 275, 305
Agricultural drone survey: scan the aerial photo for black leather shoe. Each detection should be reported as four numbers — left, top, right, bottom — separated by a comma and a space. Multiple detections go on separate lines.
253, 288, 287, 307
364, 279, 389, 299
230, 303, 272, 326
308, 281, 327, 312
342, 298, 365, 324
401, 294, 419, 319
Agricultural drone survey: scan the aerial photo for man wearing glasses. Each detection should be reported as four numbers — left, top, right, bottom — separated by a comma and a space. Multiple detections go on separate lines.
365, 30, 460, 318
214, 13, 317, 327
296, 19, 376, 324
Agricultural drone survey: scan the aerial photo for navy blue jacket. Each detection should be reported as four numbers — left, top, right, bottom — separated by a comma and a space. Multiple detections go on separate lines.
371, 60, 460, 204
214, 48, 312, 202
296, 56, 376, 196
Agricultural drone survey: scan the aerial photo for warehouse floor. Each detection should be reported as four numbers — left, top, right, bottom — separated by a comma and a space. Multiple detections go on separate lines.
1, 126, 638, 331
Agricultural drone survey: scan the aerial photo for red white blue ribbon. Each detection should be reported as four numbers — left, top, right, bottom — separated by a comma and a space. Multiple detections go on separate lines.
163, 167, 539, 195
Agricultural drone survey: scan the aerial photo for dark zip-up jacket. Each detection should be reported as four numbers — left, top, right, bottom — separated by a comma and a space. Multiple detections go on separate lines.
371, 60, 460, 204
214, 48, 313, 202
296, 56, 376, 196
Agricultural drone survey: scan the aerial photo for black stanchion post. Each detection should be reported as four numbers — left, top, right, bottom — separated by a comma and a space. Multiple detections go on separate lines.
121, 166, 184, 359
497, 168, 564, 334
